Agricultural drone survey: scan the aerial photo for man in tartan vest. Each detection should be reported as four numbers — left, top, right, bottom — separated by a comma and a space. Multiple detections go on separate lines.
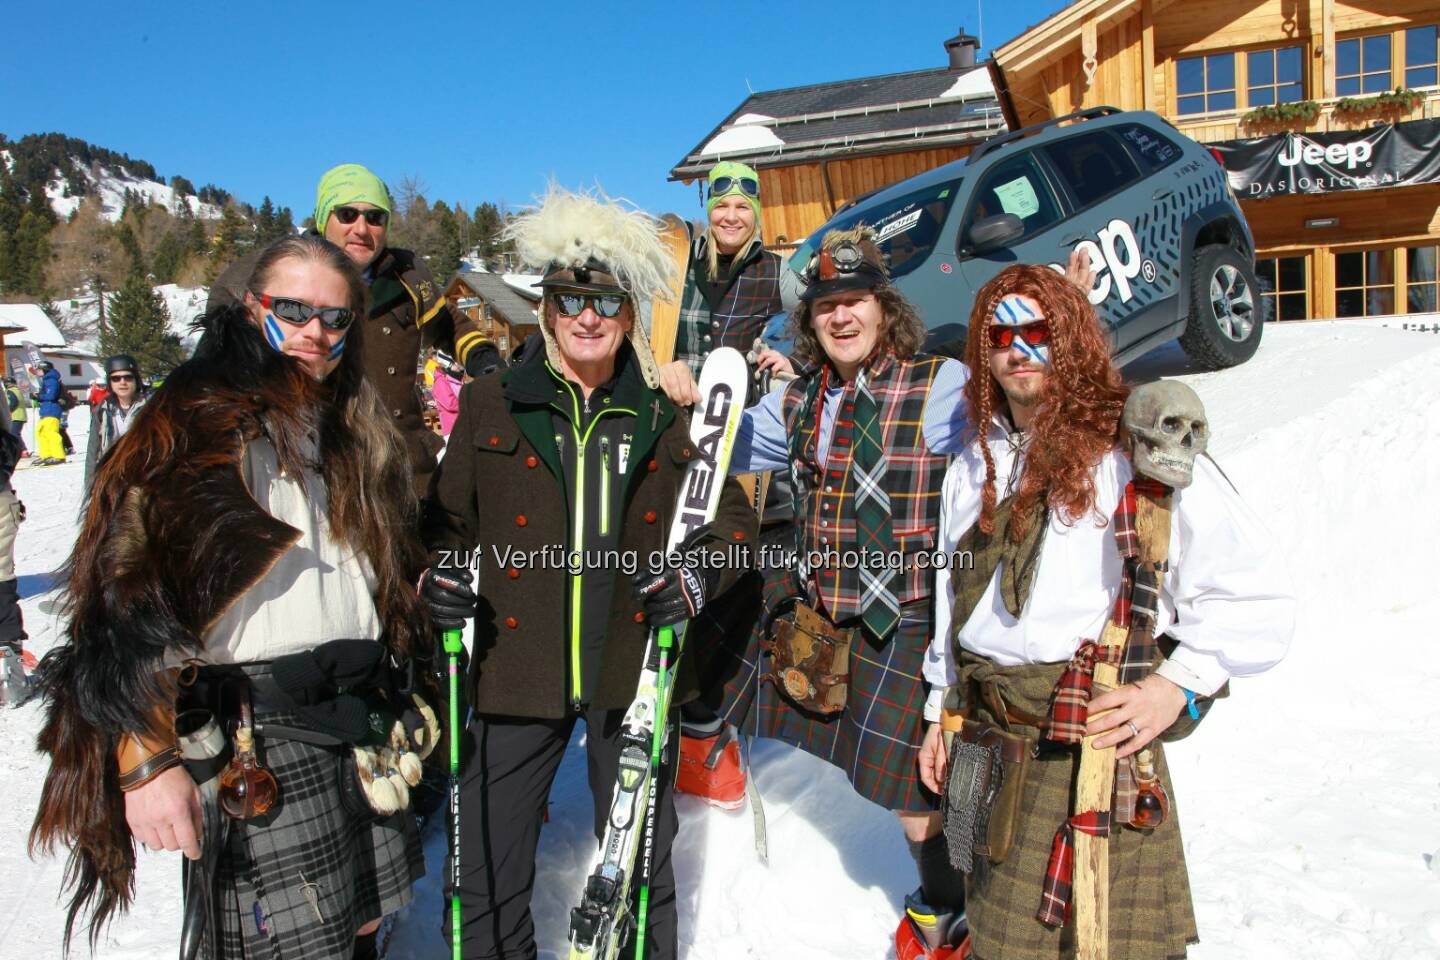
917, 264, 1293, 960
724, 225, 976, 959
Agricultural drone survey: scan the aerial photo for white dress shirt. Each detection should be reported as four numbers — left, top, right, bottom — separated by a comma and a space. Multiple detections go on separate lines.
922, 420, 1294, 721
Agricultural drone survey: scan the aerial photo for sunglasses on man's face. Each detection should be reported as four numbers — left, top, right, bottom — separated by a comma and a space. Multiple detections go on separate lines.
109, 374, 136, 384
332, 205, 389, 228
254, 293, 356, 331
987, 321, 1052, 350
709, 176, 759, 200
552, 293, 627, 319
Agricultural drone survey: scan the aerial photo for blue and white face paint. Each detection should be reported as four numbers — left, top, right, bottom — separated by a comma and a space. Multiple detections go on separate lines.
262, 312, 289, 353
993, 294, 1050, 367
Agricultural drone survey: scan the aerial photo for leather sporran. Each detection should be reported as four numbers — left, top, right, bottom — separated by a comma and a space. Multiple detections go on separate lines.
942, 719, 1033, 868
760, 600, 854, 715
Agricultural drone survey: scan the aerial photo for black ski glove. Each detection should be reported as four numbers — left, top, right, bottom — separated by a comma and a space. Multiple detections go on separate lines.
631, 525, 725, 627
419, 565, 477, 631
464, 341, 503, 378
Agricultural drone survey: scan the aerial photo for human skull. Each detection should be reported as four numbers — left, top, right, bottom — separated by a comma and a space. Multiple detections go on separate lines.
1121, 380, 1208, 489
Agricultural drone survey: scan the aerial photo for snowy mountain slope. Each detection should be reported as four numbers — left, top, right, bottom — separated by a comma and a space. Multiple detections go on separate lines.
3, 149, 221, 223
2, 320, 1438, 959
52, 284, 209, 355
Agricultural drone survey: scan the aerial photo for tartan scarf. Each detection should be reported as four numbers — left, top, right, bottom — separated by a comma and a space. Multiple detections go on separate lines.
1035, 476, 1172, 928
850, 369, 898, 639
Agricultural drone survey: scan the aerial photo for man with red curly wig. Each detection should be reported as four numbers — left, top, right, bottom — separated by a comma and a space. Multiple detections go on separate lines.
917, 264, 1293, 959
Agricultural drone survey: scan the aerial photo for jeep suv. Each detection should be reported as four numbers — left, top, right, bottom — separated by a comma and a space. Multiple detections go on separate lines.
789, 106, 1264, 369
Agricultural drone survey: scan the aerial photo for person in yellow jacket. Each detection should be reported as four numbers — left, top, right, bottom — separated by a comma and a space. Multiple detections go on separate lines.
4, 378, 27, 456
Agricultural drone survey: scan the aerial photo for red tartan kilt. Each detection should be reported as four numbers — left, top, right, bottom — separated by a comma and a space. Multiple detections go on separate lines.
711, 564, 938, 813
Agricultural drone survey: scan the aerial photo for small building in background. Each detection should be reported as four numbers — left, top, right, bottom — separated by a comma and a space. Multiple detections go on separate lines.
443, 271, 541, 360
0, 303, 102, 395
670, 29, 1007, 251
988, 0, 1440, 321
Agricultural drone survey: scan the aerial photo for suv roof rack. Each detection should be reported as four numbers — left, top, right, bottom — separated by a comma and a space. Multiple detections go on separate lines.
966, 105, 1122, 167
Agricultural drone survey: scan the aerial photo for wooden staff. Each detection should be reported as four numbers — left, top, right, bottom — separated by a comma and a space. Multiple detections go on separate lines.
1072, 490, 1172, 960
648, 214, 690, 367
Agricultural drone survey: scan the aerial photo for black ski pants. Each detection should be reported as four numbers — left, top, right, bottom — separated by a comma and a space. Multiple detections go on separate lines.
456, 706, 679, 960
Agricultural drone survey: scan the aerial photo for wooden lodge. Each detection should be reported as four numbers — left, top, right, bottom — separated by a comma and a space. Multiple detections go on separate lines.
669, 30, 1006, 251
990, 0, 1440, 320
443, 272, 541, 360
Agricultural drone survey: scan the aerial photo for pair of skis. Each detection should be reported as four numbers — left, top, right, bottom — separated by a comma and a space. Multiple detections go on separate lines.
567, 348, 748, 960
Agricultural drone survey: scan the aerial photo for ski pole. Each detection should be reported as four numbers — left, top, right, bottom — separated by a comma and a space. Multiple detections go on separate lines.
444, 627, 465, 960
631, 623, 676, 960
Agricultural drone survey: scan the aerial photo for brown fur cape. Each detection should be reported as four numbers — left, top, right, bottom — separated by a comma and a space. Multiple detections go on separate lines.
28, 306, 428, 951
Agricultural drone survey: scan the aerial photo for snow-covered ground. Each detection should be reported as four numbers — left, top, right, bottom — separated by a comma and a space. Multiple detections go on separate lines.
2, 320, 1438, 959
0, 149, 223, 223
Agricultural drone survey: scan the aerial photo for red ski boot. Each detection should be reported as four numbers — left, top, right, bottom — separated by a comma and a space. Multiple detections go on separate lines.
895, 888, 970, 960
675, 720, 747, 810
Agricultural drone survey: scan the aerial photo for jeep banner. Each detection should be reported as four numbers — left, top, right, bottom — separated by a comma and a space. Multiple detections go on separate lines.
1212, 117, 1440, 199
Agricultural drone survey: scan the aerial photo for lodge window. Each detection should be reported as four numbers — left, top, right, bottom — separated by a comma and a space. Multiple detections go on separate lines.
1256, 256, 1309, 321
1334, 249, 1395, 317
1336, 35, 1392, 96
1176, 53, 1236, 115
1405, 26, 1439, 89
1247, 47, 1304, 106
69, 363, 81, 376
1406, 245, 1439, 313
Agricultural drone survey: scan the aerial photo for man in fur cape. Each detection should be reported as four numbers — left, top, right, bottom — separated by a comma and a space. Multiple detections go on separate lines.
31, 234, 432, 960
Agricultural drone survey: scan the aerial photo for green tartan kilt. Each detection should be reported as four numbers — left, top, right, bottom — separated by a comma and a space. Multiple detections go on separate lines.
959, 654, 1198, 960
709, 563, 938, 813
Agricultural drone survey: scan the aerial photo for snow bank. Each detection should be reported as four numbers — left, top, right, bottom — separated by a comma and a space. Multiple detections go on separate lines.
699, 114, 784, 157
3, 321, 1439, 958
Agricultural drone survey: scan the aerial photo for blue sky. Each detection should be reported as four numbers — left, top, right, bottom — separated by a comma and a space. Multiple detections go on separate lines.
5, 0, 1069, 222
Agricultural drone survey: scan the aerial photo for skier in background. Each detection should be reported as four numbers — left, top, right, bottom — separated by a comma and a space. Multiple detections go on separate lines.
84, 354, 150, 491
33, 361, 67, 465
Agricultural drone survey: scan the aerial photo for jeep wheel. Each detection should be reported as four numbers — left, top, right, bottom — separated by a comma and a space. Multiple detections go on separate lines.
1180, 244, 1264, 369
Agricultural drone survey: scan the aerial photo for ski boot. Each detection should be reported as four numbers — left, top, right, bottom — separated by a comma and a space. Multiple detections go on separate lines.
896, 887, 970, 960
0, 642, 32, 708
674, 716, 747, 810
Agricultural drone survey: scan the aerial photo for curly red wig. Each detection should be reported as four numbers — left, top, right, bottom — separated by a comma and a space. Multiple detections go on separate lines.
962, 264, 1128, 538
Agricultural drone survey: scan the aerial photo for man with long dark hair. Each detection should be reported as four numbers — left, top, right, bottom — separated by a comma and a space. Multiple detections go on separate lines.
917, 264, 1293, 960
32, 235, 433, 960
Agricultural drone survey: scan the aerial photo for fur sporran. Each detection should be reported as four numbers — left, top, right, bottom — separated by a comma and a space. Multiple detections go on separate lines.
759, 600, 853, 715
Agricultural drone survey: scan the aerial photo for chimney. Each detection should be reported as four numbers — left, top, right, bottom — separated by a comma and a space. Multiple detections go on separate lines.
945, 28, 980, 70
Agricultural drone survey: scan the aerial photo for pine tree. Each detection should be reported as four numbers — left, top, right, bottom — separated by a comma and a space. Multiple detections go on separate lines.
102, 269, 186, 373
430, 201, 464, 280
206, 205, 249, 283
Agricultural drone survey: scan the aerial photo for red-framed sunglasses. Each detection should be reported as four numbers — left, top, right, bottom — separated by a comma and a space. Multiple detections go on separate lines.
253, 293, 356, 330
987, 321, 1051, 350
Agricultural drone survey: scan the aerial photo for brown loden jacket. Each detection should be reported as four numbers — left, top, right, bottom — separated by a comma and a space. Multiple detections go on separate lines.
209, 243, 491, 496
423, 348, 758, 718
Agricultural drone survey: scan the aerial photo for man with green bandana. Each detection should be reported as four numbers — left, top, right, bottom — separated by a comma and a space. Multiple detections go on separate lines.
208, 163, 500, 496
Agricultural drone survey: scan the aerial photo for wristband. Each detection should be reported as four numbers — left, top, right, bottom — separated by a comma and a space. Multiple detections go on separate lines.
1182, 687, 1200, 720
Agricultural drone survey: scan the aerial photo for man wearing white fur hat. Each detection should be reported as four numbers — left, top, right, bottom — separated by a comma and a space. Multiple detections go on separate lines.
421, 187, 757, 959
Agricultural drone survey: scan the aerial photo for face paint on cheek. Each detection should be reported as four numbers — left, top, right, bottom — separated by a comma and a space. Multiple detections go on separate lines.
1013, 336, 1050, 366
327, 335, 347, 361
263, 314, 287, 352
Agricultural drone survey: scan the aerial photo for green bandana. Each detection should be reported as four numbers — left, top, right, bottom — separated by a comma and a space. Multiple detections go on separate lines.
705, 160, 761, 221
314, 163, 392, 231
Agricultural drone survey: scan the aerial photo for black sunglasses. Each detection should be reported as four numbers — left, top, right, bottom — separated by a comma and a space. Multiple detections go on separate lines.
254, 293, 356, 331
332, 205, 389, 227
552, 293, 627, 319
710, 176, 759, 200
108, 373, 136, 383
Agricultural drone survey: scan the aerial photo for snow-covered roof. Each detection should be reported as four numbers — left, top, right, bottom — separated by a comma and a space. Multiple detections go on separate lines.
0, 303, 66, 348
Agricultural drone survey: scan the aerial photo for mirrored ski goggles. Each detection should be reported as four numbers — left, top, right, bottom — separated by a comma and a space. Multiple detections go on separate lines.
552, 292, 627, 319
987, 320, 1051, 350
253, 293, 357, 331
709, 176, 759, 200
332, 205, 389, 227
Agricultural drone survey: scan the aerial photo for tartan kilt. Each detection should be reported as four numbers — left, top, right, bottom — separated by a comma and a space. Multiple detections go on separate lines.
213, 711, 425, 960
957, 656, 1198, 960
711, 563, 937, 813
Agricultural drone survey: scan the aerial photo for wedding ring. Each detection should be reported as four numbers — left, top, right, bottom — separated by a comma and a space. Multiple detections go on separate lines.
1126, 720, 1140, 738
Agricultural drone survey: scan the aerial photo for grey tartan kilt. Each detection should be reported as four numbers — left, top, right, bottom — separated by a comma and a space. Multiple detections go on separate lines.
212, 711, 425, 960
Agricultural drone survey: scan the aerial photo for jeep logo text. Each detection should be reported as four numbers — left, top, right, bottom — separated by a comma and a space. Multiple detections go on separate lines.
1278, 136, 1373, 169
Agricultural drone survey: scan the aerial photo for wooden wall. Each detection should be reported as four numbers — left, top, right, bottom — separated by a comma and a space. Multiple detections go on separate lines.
758, 146, 973, 247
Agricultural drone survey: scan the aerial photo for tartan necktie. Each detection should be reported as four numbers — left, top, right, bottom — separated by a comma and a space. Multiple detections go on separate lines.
851, 371, 898, 639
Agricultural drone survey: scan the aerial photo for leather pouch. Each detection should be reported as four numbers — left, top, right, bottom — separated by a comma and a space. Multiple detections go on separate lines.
951, 719, 1033, 864
759, 601, 854, 715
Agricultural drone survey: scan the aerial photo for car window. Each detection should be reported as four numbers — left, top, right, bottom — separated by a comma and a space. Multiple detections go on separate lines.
1041, 131, 1142, 209
793, 180, 960, 280
963, 152, 1063, 246
1114, 123, 1182, 173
